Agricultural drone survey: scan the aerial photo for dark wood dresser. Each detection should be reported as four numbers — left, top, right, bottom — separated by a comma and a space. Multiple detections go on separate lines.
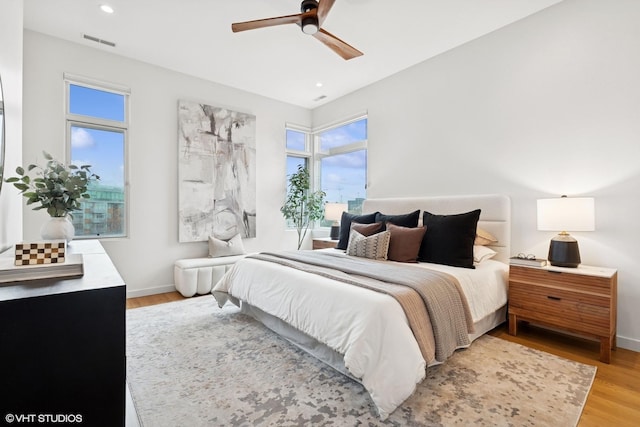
0, 240, 126, 426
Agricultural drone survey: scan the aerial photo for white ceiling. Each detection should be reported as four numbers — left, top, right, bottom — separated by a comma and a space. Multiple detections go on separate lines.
23, 0, 563, 109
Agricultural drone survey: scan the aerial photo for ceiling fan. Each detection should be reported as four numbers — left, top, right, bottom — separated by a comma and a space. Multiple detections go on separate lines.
231, 0, 363, 60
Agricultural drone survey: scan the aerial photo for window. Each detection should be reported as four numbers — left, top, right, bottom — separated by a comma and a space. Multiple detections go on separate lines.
285, 128, 310, 177
65, 75, 129, 238
316, 117, 367, 219
284, 128, 312, 228
285, 116, 368, 228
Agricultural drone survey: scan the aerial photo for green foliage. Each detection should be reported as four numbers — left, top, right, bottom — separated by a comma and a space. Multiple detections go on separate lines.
4, 151, 100, 218
281, 165, 326, 250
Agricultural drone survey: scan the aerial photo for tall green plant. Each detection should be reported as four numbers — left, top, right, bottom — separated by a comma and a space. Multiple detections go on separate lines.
281, 165, 326, 250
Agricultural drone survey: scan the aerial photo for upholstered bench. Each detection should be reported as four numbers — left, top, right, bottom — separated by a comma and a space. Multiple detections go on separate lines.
174, 254, 248, 297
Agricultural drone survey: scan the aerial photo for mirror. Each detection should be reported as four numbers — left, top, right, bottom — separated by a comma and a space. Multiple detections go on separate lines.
0, 74, 4, 193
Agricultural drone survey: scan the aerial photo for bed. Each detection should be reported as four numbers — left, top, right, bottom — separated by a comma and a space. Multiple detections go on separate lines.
212, 194, 510, 419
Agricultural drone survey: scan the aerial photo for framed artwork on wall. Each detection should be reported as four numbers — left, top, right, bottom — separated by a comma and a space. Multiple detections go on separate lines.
178, 100, 256, 242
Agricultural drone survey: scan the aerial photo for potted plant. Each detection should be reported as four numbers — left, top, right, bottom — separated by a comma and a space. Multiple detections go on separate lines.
281, 164, 326, 250
4, 151, 100, 241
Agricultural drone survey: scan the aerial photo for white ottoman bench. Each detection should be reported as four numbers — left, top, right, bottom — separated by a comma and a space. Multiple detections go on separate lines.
174, 254, 248, 297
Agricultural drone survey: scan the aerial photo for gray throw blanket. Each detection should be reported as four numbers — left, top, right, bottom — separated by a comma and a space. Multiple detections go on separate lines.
249, 251, 475, 364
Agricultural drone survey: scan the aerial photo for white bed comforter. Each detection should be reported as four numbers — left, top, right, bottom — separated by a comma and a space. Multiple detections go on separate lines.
212, 254, 508, 419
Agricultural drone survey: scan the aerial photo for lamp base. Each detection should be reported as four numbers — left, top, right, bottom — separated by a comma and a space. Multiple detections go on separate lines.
548, 234, 581, 268
330, 225, 340, 240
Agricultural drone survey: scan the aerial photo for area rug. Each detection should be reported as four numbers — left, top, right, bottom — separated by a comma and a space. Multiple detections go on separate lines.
126, 296, 596, 426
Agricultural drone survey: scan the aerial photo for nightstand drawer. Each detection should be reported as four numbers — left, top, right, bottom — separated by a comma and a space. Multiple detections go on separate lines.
509, 265, 611, 294
509, 282, 610, 336
509, 280, 611, 308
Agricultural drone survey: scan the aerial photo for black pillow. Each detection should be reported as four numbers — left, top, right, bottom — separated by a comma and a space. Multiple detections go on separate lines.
418, 209, 481, 269
375, 210, 420, 230
336, 211, 378, 250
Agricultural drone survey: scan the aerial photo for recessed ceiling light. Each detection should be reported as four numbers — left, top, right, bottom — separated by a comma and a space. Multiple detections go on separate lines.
316, 82, 323, 88
100, 4, 114, 14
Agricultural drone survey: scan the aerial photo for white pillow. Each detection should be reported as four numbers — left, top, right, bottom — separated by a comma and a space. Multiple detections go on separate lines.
473, 245, 497, 263
208, 234, 246, 258
346, 230, 390, 261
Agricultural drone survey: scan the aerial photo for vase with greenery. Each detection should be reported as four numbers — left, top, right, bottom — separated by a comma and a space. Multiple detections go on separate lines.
281, 164, 326, 250
4, 151, 100, 241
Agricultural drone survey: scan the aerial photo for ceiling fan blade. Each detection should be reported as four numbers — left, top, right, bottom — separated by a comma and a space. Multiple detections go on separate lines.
313, 28, 363, 60
317, 0, 336, 26
231, 13, 303, 33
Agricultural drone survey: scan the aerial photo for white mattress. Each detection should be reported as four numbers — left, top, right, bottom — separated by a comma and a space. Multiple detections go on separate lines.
212, 254, 508, 419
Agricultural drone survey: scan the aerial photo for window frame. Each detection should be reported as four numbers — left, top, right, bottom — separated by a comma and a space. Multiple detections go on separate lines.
285, 123, 315, 184
314, 113, 368, 208
64, 73, 130, 239
285, 113, 368, 230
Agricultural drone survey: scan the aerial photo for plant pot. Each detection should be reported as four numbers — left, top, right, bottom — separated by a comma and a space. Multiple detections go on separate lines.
40, 216, 75, 243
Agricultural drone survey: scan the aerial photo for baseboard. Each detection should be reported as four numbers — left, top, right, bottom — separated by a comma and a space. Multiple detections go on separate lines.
616, 335, 640, 353
127, 284, 176, 299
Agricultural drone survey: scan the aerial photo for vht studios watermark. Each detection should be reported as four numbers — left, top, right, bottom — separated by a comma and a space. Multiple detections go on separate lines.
4, 413, 83, 424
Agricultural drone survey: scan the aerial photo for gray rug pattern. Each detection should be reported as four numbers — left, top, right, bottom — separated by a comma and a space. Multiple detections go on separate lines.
127, 296, 596, 426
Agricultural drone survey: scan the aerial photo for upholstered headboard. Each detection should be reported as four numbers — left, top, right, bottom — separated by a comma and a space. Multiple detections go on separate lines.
362, 194, 511, 264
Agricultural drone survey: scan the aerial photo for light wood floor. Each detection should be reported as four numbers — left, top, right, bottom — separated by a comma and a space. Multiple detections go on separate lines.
127, 292, 640, 426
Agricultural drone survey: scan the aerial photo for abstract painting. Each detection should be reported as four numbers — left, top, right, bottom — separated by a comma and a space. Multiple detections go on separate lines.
178, 100, 256, 242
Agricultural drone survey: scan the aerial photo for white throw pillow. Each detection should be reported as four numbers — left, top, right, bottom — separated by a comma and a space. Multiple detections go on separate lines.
208, 234, 246, 258
473, 245, 497, 263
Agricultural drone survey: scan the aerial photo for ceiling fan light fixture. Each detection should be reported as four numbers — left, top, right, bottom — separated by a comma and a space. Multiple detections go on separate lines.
301, 16, 319, 35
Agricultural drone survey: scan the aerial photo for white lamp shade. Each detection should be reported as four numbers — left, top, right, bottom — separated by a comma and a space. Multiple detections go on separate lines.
324, 203, 348, 222
537, 197, 595, 232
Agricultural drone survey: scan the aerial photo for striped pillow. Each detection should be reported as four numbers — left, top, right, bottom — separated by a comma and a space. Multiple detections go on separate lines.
346, 229, 391, 260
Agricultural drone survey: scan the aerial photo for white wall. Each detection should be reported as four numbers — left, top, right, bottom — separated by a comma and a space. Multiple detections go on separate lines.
0, 0, 24, 253
313, 0, 640, 351
21, 30, 310, 296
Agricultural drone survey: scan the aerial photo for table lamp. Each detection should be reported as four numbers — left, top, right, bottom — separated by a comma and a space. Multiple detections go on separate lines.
324, 203, 348, 240
537, 196, 595, 268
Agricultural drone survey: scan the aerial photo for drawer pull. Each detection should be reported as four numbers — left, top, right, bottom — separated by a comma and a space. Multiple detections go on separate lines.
547, 296, 561, 301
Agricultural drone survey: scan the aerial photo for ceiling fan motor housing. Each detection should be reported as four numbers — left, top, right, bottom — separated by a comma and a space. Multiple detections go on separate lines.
301, 0, 319, 13
300, 0, 319, 34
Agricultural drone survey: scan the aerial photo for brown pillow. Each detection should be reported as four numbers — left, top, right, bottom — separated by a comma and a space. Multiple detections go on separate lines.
351, 221, 383, 237
386, 222, 427, 263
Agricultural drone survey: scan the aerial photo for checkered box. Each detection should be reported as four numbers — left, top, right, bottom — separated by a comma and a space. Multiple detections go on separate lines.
15, 241, 66, 266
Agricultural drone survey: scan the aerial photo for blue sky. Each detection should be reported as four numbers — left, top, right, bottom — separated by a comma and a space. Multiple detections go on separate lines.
287, 118, 367, 204
69, 85, 125, 187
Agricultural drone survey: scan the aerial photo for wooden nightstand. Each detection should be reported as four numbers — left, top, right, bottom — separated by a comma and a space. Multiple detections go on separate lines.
312, 237, 339, 250
508, 264, 617, 363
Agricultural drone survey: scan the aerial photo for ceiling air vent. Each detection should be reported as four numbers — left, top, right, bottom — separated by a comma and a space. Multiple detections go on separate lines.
82, 34, 116, 47
313, 95, 327, 102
